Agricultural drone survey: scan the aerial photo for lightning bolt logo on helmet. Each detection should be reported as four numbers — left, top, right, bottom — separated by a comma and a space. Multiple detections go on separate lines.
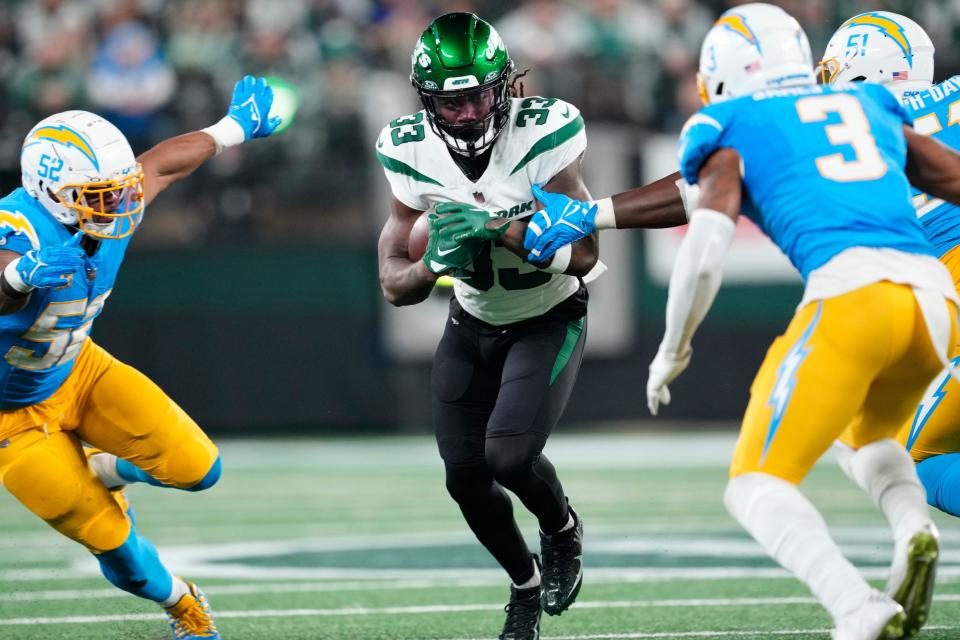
841, 13, 912, 65
716, 13, 762, 53
26, 126, 101, 172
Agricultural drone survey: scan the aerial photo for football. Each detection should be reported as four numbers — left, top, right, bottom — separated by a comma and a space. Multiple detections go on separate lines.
407, 210, 432, 261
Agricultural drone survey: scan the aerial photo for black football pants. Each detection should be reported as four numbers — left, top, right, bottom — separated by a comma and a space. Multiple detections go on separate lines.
432, 295, 586, 585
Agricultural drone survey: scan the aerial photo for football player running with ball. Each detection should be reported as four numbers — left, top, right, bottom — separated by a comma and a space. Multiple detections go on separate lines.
0, 76, 280, 639
519, 3, 960, 638
376, 13, 598, 640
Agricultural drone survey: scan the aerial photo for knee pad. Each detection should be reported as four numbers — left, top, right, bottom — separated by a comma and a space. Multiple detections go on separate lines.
185, 455, 221, 492
916, 453, 960, 516
96, 527, 173, 602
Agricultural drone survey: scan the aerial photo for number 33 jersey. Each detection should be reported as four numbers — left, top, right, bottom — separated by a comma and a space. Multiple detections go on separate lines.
679, 82, 934, 281
0, 188, 131, 409
376, 97, 587, 325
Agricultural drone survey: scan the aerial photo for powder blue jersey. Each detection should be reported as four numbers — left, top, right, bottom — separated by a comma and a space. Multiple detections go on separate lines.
903, 76, 960, 257
0, 188, 132, 408
679, 82, 933, 280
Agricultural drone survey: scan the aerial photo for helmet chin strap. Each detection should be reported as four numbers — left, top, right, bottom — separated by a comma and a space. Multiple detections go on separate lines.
442, 119, 497, 157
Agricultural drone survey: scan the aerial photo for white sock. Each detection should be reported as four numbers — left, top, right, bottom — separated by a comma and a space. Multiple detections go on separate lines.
724, 473, 874, 621
160, 576, 191, 608
88, 452, 127, 490
557, 512, 575, 533
843, 439, 932, 542
513, 558, 541, 589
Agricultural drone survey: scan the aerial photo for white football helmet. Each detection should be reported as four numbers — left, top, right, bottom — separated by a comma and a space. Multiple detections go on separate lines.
20, 110, 144, 239
818, 12, 934, 99
697, 3, 815, 105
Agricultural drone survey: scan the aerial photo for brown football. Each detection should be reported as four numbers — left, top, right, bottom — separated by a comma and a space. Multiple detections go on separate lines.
407, 210, 432, 261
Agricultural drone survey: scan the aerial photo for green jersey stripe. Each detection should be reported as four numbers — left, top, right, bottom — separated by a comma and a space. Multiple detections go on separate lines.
376, 151, 444, 187
550, 316, 585, 385
510, 114, 585, 175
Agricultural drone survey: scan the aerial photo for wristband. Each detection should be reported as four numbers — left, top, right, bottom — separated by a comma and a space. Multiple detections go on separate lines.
541, 244, 572, 274
1, 259, 31, 297
201, 116, 246, 154
593, 197, 616, 230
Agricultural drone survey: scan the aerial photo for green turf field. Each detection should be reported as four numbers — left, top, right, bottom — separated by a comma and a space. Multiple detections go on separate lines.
2, 431, 959, 639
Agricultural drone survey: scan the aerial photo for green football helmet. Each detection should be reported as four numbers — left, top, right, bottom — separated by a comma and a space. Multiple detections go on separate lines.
411, 13, 514, 157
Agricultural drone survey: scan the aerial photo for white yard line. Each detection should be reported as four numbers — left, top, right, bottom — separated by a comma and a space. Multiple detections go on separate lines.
5, 595, 960, 625
441, 626, 960, 640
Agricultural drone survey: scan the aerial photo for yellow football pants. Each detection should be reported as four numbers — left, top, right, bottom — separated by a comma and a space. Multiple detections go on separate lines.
731, 282, 955, 484
891, 244, 960, 461
0, 340, 218, 552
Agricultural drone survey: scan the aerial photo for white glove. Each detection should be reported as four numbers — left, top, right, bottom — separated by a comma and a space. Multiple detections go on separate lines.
646, 346, 692, 415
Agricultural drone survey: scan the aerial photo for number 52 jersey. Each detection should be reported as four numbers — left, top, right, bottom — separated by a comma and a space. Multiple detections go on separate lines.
376, 97, 587, 326
0, 187, 131, 409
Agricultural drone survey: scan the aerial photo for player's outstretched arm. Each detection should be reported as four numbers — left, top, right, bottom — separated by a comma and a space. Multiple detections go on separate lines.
505, 155, 599, 276
378, 197, 439, 306
523, 170, 691, 262
904, 125, 960, 204
137, 75, 282, 207
647, 149, 739, 415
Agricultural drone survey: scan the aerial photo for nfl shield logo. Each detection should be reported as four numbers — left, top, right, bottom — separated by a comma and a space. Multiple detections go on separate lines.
473, 192, 485, 204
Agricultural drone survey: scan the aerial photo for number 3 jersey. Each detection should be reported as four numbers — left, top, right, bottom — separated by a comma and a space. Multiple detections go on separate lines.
377, 97, 587, 325
0, 188, 131, 409
679, 82, 933, 280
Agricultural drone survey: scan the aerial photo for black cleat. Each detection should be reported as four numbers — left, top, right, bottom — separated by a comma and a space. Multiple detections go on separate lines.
499, 575, 542, 640
540, 505, 583, 615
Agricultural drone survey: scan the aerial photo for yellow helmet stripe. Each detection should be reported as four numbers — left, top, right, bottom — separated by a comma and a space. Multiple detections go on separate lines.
716, 14, 761, 52
29, 126, 99, 171
842, 13, 912, 65
0, 211, 40, 250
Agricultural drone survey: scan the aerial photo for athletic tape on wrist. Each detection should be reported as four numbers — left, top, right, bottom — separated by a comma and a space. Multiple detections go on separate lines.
593, 197, 616, 230
201, 116, 246, 155
542, 244, 572, 274
2, 259, 32, 296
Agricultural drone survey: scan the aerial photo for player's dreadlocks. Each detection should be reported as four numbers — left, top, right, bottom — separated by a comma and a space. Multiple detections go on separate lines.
509, 69, 531, 99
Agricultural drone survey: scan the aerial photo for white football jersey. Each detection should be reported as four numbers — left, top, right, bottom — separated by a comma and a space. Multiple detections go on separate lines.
376, 97, 587, 325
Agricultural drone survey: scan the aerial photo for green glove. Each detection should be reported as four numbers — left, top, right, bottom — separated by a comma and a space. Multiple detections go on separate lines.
422, 213, 485, 275
434, 202, 510, 245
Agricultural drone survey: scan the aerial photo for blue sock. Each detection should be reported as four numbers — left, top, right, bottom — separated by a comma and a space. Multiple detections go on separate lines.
96, 527, 173, 602
116, 455, 221, 492
915, 452, 960, 517
116, 458, 165, 487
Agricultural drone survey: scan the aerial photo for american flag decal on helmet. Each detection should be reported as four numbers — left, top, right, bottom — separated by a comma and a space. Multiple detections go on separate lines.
892, 70, 909, 80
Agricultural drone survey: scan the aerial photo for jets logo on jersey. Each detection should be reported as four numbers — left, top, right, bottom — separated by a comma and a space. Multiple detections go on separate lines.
716, 14, 761, 52
25, 125, 100, 171
841, 13, 913, 65
0, 211, 39, 250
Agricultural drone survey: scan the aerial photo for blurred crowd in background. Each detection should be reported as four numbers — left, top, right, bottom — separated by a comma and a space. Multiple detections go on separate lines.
0, 0, 955, 247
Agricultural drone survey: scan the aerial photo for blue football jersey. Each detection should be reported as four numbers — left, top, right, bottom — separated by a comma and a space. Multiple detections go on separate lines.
903, 76, 960, 257
679, 82, 933, 280
0, 188, 133, 408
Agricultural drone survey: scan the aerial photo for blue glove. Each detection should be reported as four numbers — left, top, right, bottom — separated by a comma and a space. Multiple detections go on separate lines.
227, 75, 282, 140
524, 184, 598, 262
12, 232, 86, 290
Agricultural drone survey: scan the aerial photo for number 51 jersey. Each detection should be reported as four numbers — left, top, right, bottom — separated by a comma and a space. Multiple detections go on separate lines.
0, 187, 131, 408
376, 97, 587, 326
679, 82, 934, 280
